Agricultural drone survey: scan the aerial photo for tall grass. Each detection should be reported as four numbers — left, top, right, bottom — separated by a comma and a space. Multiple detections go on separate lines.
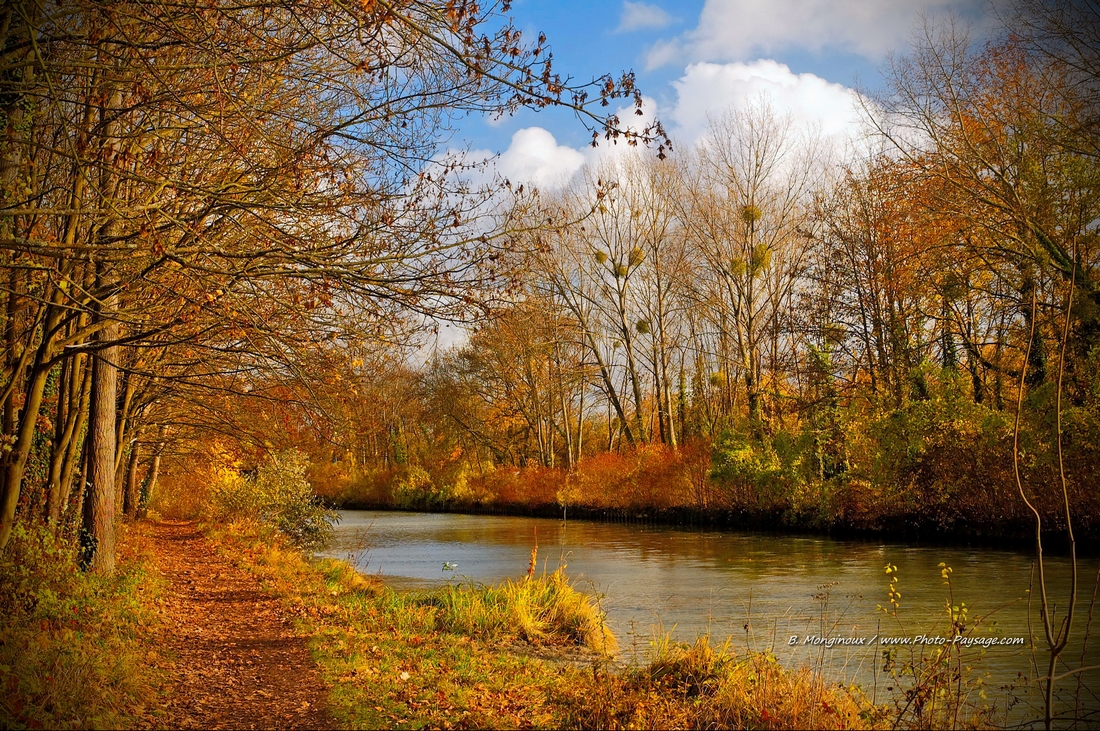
411, 569, 616, 653
561, 634, 873, 730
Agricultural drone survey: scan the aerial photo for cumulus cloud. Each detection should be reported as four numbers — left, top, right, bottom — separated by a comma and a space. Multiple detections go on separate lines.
475, 104, 664, 189
579, 95, 662, 162
452, 70, 859, 192
449, 127, 587, 191
616, 1, 675, 33
456, 74, 858, 187
495, 127, 587, 189
646, 0, 988, 68
669, 60, 863, 146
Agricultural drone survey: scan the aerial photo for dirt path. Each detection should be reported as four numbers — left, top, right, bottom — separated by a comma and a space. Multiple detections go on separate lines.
151, 520, 335, 730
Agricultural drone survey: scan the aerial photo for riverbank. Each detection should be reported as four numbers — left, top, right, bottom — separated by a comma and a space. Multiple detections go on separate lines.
207, 520, 887, 729
2, 514, 1035, 729
320, 438, 1096, 551
316, 383, 1100, 551
321, 507, 1097, 726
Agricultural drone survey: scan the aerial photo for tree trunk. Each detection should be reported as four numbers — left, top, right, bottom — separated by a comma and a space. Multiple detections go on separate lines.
122, 441, 140, 519
79, 39, 125, 572
0, 4, 38, 555
0, 361, 50, 551
81, 296, 119, 573
563, 287, 635, 445
46, 351, 86, 526
114, 355, 136, 474
58, 351, 93, 521
0, 297, 63, 553
142, 428, 165, 518
616, 283, 647, 444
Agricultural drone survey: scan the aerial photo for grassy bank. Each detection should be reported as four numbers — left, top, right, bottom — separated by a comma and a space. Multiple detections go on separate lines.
0, 523, 167, 730
207, 520, 887, 730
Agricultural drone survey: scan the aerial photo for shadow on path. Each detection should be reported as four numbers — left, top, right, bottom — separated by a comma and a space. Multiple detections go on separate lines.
151, 520, 334, 730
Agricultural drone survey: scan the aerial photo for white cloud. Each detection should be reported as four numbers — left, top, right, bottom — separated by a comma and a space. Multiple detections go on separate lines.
454, 71, 859, 195
669, 60, 863, 146
495, 127, 587, 189
616, 2, 674, 33
646, 0, 988, 68
447, 127, 587, 191
458, 75, 857, 189
492, 109, 666, 188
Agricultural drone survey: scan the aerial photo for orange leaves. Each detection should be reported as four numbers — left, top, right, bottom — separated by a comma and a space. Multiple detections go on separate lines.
445, 446, 698, 513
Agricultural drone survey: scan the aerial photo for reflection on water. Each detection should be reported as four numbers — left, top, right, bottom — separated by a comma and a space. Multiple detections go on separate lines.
321, 509, 1100, 720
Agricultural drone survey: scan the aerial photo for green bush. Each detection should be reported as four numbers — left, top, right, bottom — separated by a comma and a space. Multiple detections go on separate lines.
709, 430, 791, 511
390, 464, 441, 508
205, 449, 336, 551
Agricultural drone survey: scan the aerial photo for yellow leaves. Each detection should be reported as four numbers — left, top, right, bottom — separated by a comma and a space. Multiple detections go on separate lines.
883, 564, 900, 613
750, 243, 771, 274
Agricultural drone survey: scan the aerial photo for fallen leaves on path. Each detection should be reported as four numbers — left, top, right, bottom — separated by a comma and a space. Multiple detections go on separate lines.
151, 520, 335, 730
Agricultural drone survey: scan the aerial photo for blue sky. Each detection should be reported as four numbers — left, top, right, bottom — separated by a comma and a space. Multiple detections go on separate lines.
448, 0, 998, 187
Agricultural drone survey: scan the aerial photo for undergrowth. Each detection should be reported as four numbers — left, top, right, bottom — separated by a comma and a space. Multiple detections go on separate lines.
0, 522, 166, 730
562, 635, 876, 730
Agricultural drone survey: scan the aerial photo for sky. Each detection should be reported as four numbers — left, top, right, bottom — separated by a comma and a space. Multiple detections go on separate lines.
448, 0, 1000, 188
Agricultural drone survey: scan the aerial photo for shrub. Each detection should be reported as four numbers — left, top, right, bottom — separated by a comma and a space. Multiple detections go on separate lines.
306, 458, 353, 504
710, 430, 791, 512
205, 448, 336, 551
334, 466, 397, 507
390, 464, 439, 508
